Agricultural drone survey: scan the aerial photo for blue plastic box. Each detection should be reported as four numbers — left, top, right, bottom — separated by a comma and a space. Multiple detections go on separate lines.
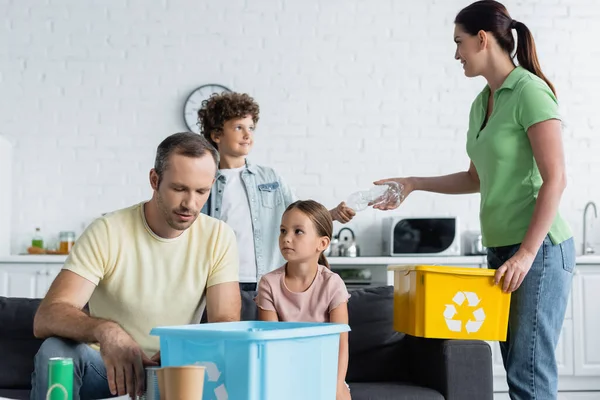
151, 321, 350, 400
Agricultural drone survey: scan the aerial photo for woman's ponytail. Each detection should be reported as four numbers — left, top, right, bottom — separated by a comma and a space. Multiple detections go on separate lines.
513, 20, 557, 96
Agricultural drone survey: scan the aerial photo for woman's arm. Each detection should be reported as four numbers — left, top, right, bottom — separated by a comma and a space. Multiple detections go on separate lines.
330, 302, 350, 390
495, 119, 567, 292
411, 161, 480, 194
522, 119, 566, 254
373, 162, 479, 210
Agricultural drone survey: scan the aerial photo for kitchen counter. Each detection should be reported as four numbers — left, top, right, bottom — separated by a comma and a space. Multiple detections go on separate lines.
329, 255, 600, 265
0, 255, 487, 265
1, 254, 600, 265
327, 256, 487, 266
0, 255, 68, 263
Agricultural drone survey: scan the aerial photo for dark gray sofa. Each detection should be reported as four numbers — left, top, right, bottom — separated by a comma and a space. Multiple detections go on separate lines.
0, 286, 493, 400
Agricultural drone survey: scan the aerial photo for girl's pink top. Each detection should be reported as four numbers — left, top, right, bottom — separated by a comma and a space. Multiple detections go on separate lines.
255, 264, 350, 322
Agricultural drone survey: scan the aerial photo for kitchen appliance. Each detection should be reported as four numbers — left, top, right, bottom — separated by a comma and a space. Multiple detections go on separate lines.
0, 135, 12, 257
334, 268, 372, 287
463, 230, 487, 255
382, 217, 461, 256
337, 227, 360, 257
324, 233, 340, 257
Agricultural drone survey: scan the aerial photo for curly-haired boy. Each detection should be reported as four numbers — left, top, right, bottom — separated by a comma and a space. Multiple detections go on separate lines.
198, 92, 354, 291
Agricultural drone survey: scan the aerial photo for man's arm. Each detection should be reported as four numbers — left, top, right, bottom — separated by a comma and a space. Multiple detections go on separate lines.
205, 222, 240, 322
34, 215, 158, 398
34, 217, 115, 341
34, 269, 152, 397
206, 281, 241, 322
33, 270, 113, 341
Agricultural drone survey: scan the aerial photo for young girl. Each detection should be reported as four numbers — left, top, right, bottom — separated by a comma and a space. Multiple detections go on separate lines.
255, 200, 351, 400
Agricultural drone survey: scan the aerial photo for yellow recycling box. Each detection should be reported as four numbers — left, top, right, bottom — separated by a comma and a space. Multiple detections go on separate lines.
389, 265, 511, 341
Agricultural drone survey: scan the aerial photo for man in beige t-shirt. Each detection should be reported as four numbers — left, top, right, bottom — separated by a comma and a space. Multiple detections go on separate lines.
30, 133, 240, 400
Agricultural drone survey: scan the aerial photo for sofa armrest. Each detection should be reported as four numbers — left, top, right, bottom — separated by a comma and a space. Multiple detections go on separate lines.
405, 336, 493, 400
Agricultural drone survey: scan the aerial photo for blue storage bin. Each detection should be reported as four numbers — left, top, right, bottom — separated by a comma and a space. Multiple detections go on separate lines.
151, 321, 350, 400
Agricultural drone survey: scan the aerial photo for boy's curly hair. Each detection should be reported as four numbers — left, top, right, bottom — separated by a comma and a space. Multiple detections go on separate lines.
197, 92, 260, 149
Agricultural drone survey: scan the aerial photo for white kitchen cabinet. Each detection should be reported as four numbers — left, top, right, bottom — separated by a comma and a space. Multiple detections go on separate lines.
558, 321, 575, 376
0, 262, 63, 299
0, 136, 12, 257
496, 393, 600, 400
489, 320, 574, 378
573, 267, 600, 376
36, 266, 62, 298
490, 340, 505, 376
0, 265, 43, 298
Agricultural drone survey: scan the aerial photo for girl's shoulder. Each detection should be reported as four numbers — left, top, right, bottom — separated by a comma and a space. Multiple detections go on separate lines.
318, 264, 340, 277
317, 265, 346, 287
260, 265, 286, 284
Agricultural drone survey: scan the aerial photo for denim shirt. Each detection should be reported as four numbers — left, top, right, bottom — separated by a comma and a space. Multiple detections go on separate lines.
201, 160, 296, 281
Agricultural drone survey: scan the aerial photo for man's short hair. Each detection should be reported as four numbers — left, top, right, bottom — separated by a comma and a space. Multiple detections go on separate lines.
154, 132, 219, 185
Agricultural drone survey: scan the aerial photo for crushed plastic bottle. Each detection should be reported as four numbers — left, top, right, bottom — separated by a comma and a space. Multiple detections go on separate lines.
345, 181, 404, 212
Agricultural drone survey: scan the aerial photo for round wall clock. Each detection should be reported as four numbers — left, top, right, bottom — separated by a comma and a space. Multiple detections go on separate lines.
183, 84, 232, 134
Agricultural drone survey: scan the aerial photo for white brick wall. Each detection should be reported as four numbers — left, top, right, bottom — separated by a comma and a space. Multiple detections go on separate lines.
1, 0, 599, 256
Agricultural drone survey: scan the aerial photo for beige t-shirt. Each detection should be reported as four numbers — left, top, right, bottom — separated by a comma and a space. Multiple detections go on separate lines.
255, 264, 350, 322
62, 202, 239, 356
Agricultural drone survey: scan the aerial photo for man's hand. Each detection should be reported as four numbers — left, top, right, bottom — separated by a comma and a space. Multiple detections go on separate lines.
331, 202, 356, 224
95, 322, 158, 398
150, 351, 161, 365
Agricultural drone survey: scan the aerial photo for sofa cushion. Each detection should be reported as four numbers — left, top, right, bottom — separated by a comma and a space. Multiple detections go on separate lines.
347, 286, 404, 354
0, 297, 43, 388
348, 382, 444, 400
0, 388, 30, 400
0, 297, 40, 339
241, 290, 259, 321
346, 337, 409, 383
345, 286, 409, 383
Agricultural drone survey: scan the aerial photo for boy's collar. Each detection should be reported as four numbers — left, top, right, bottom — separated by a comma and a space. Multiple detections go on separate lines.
217, 159, 257, 178
244, 159, 258, 174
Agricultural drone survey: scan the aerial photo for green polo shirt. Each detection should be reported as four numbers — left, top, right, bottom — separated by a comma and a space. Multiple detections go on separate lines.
466, 66, 571, 248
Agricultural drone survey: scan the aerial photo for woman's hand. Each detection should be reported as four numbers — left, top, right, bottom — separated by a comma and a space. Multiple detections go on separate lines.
336, 382, 351, 400
494, 248, 537, 293
371, 177, 413, 210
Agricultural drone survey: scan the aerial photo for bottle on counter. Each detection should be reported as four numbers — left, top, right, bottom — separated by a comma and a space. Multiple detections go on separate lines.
31, 227, 44, 249
58, 231, 76, 254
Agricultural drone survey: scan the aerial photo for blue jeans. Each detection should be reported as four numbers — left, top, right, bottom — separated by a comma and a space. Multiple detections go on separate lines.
31, 337, 112, 400
487, 236, 575, 400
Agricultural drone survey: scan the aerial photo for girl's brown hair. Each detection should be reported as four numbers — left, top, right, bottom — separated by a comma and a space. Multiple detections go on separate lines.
284, 200, 333, 268
455, 0, 556, 96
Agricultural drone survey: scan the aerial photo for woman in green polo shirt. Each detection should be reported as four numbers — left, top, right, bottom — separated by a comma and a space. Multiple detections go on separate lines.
375, 1, 574, 399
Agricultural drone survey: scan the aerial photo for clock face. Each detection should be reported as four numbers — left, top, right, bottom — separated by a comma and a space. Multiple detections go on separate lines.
183, 84, 232, 134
